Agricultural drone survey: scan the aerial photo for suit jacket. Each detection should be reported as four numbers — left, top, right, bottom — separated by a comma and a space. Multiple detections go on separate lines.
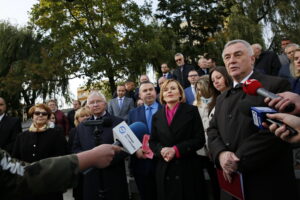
149, 103, 206, 200
184, 86, 195, 105
162, 72, 173, 79
172, 64, 195, 88
67, 109, 76, 129
72, 114, 129, 200
127, 104, 162, 175
254, 51, 281, 76
207, 72, 298, 200
108, 97, 134, 121
0, 114, 22, 154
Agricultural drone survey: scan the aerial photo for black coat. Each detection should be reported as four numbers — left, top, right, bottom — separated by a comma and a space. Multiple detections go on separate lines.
254, 51, 281, 76
72, 114, 129, 200
149, 103, 206, 200
12, 127, 68, 200
172, 64, 195, 88
0, 114, 22, 154
208, 72, 298, 200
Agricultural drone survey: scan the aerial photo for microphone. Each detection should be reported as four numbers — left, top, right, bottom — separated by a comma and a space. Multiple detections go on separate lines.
242, 79, 295, 113
239, 100, 297, 137
112, 121, 145, 154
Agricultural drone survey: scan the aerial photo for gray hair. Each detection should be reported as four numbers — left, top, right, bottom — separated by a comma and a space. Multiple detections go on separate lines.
174, 53, 184, 58
87, 90, 106, 103
222, 39, 254, 59
251, 43, 262, 50
285, 43, 299, 50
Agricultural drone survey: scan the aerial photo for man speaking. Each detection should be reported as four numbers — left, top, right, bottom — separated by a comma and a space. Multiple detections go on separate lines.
207, 40, 298, 200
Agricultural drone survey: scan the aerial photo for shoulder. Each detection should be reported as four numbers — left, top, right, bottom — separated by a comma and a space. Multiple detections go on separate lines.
129, 105, 144, 114
109, 115, 123, 125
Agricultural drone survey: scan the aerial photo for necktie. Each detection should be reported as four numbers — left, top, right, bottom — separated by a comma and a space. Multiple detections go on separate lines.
146, 106, 153, 133
119, 98, 123, 108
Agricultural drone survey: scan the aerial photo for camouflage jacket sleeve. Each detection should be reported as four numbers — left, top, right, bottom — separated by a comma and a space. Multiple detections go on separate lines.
0, 149, 79, 199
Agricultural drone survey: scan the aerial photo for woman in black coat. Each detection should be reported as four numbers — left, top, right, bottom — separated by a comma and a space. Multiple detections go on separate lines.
149, 79, 207, 200
13, 103, 68, 200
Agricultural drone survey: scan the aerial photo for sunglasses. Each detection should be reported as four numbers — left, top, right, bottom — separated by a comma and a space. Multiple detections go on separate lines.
175, 58, 182, 62
34, 111, 48, 116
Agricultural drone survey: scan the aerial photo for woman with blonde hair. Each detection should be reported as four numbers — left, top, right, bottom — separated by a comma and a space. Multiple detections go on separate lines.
291, 48, 300, 94
149, 79, 206, 200
13, 103, 67, 200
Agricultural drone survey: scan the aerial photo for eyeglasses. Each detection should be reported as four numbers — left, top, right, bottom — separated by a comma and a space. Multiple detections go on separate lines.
175, 58, 182, 62
34, 111, 48, 116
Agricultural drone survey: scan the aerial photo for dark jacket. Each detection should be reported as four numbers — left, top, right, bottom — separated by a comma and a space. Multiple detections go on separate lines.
12, 127, 68, 200
54, 110, 69, 136
172, 64, 195, 88
149, 103, 206, 200
254, 51, 281, 76
208, 72, 298, 200
0, 114, 22, 154
72, 114, 129, 200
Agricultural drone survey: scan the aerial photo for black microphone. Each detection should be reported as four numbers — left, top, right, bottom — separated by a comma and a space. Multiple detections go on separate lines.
239, 100, 297, 137
242, 79, 295, 113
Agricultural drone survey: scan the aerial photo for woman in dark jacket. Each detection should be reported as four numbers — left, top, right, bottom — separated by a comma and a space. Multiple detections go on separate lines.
149, 79, 206, 200
13, 103, 67, 200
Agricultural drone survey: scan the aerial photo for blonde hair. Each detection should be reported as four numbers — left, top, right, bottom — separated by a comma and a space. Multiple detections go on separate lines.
159, 79, 186, 104
74, 107, 91, 127
292, 48, 300, 78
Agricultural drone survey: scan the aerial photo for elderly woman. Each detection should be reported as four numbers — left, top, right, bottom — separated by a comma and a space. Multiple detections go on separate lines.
290, 48, 300, 94
149, 79, 206, 200
13, 103, 67, 200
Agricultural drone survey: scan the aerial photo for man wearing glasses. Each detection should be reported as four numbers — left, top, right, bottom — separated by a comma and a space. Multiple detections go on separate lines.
173, 53, 195, 88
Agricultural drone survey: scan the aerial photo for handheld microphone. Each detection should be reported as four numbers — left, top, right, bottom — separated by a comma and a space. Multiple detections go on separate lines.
242, 79, 295, 113
239, 100, 297, 137
113, 121, 146, 154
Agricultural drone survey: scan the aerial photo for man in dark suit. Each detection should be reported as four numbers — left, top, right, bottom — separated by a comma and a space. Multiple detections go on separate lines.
72, 91, 129, 200
0, 97, 22, 154
173, 53, 195, 88
184, 70, 200, 105
160, 63, 173, 79
196, 56, 210, 76
207, 40, 298, 200
67, 100, 81, 129
108, 84, 134, 121
128, 82, 161, 200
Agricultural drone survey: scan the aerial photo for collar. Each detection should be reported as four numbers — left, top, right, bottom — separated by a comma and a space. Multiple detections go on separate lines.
144, 101, 158, 110
0, 113, 5, 121
118, 96, 125, 100
93, 111, 107, 120
233, 70, 254, 87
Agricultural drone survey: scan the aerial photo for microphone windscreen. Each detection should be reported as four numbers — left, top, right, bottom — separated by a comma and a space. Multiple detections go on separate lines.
129, 122, 148, 141
243, 79, 262, 95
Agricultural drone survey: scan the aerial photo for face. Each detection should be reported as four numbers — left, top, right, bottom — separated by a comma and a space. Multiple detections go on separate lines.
158, 77, 167, 88
252, 46, 261, 58
198, 58, 208, 69
161, 64, 170, 73
125, 82, 135, 91
293, 51, 300, 73
47, 101, 57, 112
0, 98, 6, 115
33, 108, 49, 127
87, 95, 106, 116
73, 101, 81, 110
77, 114, 90, 123
140, 75, 149, 83
49, 114, 56, 123
285, 46, 297, 61
117, 86, 126, 98
175, 55, 184, 66
139, 83, 157, 106
223, 42, 254, 82
188, 71, 200, 85
281, 40, 291, 50
162, 81, 181, 104
207, 59, 216, 68
211, 71, 227, 92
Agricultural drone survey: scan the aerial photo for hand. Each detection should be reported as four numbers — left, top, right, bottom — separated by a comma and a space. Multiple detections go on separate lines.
160, 147, 175, 162
219, 151, 240, 183
264, 92, 300, 115
263, 113, 300, 143
77, 144, 121, 170
135, 148, 147, 159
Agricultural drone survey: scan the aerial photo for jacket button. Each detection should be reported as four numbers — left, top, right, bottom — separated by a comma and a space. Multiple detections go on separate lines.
33, 144, 36, 147
32, 153, 35, 157
228, 114, 232, 119
225, 142, 231, 147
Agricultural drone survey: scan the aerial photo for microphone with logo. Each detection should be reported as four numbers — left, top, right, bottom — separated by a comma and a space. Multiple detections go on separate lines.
242, 79, 295, 113
239, 100, 297, 137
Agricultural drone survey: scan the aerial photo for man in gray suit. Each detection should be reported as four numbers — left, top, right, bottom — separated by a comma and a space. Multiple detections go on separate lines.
108, 84, 134, 121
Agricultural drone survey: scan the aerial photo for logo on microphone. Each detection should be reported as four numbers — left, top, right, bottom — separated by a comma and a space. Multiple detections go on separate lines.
119, 126, 126, 134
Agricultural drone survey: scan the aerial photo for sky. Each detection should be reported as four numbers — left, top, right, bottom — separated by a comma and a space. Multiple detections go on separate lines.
0, 0, 157, 107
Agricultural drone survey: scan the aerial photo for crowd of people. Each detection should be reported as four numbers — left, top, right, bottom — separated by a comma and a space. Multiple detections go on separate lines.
1, 38, 300, 200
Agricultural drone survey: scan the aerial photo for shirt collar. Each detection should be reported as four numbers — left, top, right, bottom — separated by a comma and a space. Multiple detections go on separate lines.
233, 70, 254, 88
0, 113, 5, 121
93, 111, 106, 120
144, 101, 158, 110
